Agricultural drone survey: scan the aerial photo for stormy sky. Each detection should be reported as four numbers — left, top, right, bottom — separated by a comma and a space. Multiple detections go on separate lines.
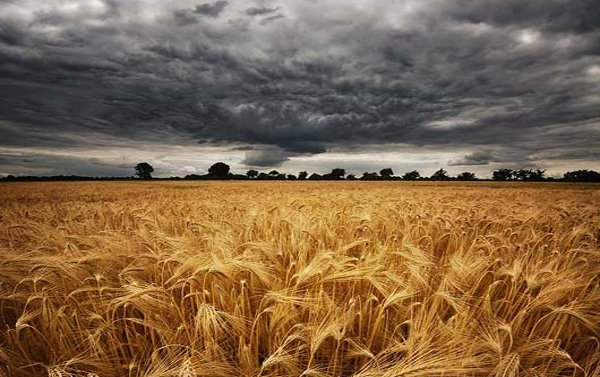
1, 0, 599, 178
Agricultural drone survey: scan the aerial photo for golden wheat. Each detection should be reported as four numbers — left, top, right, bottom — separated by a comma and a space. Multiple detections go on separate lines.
0, 181, 599, 377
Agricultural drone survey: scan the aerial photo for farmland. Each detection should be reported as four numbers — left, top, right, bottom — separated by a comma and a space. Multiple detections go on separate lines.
0, 181, 599, 377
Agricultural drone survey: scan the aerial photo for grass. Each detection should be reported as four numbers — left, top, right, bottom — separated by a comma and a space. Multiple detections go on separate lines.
0, 181, 599, 377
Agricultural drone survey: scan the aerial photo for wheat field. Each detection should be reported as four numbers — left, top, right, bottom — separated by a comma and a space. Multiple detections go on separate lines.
0, 181, 599, 377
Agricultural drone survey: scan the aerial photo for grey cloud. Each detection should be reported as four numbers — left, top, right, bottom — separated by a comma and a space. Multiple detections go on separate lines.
260, 14, 285, 25
0, 153, 133, 177
241, 146, 290, 167
229, 145, 256, 151
449, 147, 544, 167
245, 6, 279, 16
173, 1, 228, 24
173, 9, 201, 25
448, 150, 494, 166
194, 1, 228, 17
0, 22, 26, 46
33, 11, 68, 26
545, 148, 600, 161
446, 0, 600, 34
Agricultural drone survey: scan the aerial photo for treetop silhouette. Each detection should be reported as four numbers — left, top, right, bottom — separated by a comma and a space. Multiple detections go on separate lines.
135, 162, 154, 180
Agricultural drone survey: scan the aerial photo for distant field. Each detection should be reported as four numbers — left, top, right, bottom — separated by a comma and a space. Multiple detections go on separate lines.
1, 182, 599, 377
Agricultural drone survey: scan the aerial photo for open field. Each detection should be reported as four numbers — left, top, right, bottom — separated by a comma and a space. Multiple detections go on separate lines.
0, 181, 599, 377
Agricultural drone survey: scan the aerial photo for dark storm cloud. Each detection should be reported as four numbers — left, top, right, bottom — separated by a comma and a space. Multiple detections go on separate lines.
194, 1, 228, 17
448, 149, 537, 166
446, 0, 600, 34
173, 2, 229, 24
241, 146, 290, 167
245, 6, 279, 16
0, 0, 599, 174
0, 22, 26, 46
449, 150, 494, 166
0, 152, 132, 177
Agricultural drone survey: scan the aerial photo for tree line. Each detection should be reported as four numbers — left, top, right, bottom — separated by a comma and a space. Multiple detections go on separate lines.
132, 162, 600, 182
1, 162, 598, 182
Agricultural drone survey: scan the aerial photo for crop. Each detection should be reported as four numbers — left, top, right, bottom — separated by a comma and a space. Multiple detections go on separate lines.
0, 181, 599, 377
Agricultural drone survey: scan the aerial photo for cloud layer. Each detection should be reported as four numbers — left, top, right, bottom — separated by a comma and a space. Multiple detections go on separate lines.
1, 0, 599, 176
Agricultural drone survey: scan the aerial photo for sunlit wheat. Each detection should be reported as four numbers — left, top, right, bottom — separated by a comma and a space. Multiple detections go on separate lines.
0, 181, 598, 377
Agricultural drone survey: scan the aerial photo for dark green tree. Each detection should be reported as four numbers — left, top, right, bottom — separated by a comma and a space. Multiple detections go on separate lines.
530, 169, 546, 181
514, 169, 529, 181
515, 169, 545, 181
456, 172, 476, 181
563, 170, 600, 182
430, 168, 449, 181
246, 169, 259, 179
360, 172, 379, 180
331, 168, 346, 179
323, 168, 346, 180
380, 168, 394, 179
492, 169, 515, 181
135, 162, 154, 180
208, 162, 230, 178
402, 170, 420, 180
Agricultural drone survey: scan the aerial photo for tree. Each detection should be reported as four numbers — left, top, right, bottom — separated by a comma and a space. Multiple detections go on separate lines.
184, 174, 202, 180
323, 168, 346, 180
514, 169, 529, 181
268, 170, 280, 177
517, 169, 545, 181
331, 168, 346, 179
430, 168, 449, 181
531, 169, 546, 181
287, 174, 297, 180
308, 173, 322, 180
497, 168, 547, 182
246, 169, 258, 179
402, 170, 420, 180
456, 172, 476, 181
380, 168, 394, 179
346, 174, 357, 180
135, 162, 154, 180
208, 162, 230, 178
298, 171, 308, 180
563, 170, 600, 182
492, 168, 514, 181
360, 172, 379, 181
